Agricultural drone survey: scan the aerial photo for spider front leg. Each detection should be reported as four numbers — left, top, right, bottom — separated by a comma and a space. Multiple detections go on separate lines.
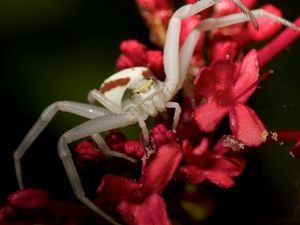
163, 0, 257, 100
58, 113, 136, 225
179, 8, 300, 80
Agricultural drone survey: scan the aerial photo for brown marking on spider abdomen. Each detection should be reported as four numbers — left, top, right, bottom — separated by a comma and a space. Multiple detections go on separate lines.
100, 77, 131, 93
142, 69, 154, 78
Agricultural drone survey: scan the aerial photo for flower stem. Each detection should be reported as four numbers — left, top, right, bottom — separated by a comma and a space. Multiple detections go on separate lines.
258, 17, 300, 67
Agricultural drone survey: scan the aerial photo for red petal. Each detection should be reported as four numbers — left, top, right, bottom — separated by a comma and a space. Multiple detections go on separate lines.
232, 49, 259, 102
180, 16, 204, 52
211, 34, 239, 61
117, 55, 135, 70
105, 130, 125, 152
206, 171, 235, 188
193, 138, 210, 156
180, 165, 206, 185
117, 193, 172, 225
141, 143, 182, 194
194, 67, 215, 100
195, 59, 236, 100
182, 139, 195, 163
124, 140, 145, 159
247, 4, 283, 41
74, 140, 103, 162
194, 101, 229, 132
96, 174, 140, 206
230, 104, 267, 146
150, 124, 176, 148
7, 189, 48, 211
136, 0, 171, 11
145, 50, 164, 80
119, 39, 147, 66
212, 157, 246, 177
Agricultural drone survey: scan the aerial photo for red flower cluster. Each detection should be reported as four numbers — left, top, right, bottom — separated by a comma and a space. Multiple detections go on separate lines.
2, 0, 300, 225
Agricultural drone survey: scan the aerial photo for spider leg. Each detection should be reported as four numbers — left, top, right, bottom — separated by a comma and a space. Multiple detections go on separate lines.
163, 0, 255, 101
197, 9, 300, 32
58, 113, 136, 225
166, 102, 182, 130
13, 101, 134, 189
179, 9, 300, 80
88, 89, 123, 114
91, 133, 136, 162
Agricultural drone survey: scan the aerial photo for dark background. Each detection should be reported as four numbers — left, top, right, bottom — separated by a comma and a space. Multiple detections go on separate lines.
0, 0, 299, 224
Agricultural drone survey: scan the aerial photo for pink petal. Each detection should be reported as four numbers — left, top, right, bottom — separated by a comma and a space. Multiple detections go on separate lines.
232, 49, 259, 102
96, 174, 140, 206
230, 104, 267, 147
206, 171, 235, 188
141, 143, 182, 194
247, 4, 283, 41
181, 165, 206, 185
194, 101, 229, 132
117, 193, 172, 225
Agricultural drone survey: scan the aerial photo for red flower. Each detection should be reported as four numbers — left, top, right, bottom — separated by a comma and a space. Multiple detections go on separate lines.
193, 49, 268, 146
213, 2, 283, 45
181, 138, 246, 188
0, 189, 94, 225
135, 0, 172, 47
117, 39, 164, 80
96, 124, 182, 225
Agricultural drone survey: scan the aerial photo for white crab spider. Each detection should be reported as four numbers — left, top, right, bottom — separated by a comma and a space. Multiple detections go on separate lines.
13, 0, 299, 224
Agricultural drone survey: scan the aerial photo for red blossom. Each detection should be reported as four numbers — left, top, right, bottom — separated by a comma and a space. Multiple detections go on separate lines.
211, 34, 239, 61
180, 15, 206, 67
193, 49, 268, 146
118, 194, 172, 225
96, 124, 182, 225
0, 188, 101, 225
247, 4, 283, 41
135, 0, 172, 47
212, 2, 284, 45
117, 39, 165, 80
74, 140, 104, 163
181, 138, 246, 188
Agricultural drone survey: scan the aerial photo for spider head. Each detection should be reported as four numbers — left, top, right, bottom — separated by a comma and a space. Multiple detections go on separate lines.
100, 67, 165, 116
